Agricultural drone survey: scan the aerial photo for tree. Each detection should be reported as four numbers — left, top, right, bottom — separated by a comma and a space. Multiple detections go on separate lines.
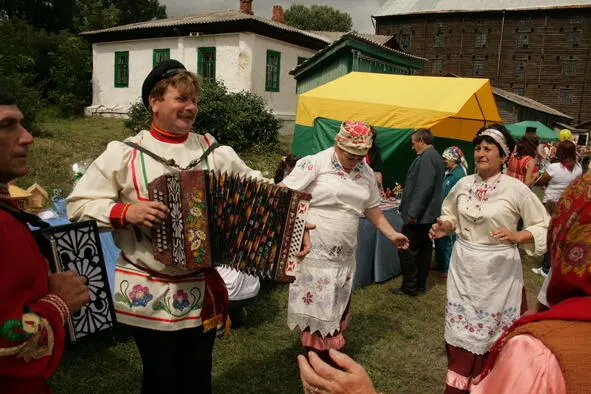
284, 4, 353, 32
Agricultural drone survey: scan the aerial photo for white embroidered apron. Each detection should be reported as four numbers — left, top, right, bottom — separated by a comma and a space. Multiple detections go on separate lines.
444, 237, 523, 354
287, 209, 359, 337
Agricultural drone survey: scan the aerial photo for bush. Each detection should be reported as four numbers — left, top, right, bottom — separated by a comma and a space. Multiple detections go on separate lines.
124, 80, 280, 152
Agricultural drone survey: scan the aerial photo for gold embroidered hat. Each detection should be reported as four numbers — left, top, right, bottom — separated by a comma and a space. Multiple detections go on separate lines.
334, 120, 373, 156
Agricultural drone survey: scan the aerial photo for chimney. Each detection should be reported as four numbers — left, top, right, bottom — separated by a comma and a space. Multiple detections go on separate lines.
272, 5, 284, 23
240, 0, 253, 15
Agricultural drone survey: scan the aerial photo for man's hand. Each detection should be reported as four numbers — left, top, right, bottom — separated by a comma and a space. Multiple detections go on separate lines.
297, 223, 316, 258
297, 349, 378, 394
390, 232, 409, 249
125, 201, 168, 228
48, 270, 90, 313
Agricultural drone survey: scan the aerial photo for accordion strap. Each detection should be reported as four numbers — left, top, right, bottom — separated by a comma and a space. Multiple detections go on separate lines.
0, 201, 50, 228
124, 140, 221, 171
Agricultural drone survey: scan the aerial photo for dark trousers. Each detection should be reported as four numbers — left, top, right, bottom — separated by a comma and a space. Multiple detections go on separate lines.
399, 223, 433, 294
132, 325, 216, 394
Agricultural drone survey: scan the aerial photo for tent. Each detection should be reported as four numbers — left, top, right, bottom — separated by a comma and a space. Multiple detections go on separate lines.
505, 120, 558, 142
292, 72, 502, 185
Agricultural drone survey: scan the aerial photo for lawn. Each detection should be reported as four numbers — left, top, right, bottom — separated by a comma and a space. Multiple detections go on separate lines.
24, 117, 545, 394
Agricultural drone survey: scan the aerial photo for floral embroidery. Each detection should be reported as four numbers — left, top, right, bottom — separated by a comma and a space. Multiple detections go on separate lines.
302, 291, 314, 305
129, 285, 153, 307
152, 287, 203, 318
309, 243, 355, 261
0, 311, 35, 342
446, 302, 518, 337
172, 290, 191, 311
296, 158, 313, 171
186, 192, 208, 265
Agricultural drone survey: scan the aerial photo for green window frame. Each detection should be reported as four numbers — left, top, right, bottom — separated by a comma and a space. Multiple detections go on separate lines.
265, 50, 281, 92
297, 56, 308, 65
114, 51, 129, 88
153, 48, 170, 68
197, 47, 216, 83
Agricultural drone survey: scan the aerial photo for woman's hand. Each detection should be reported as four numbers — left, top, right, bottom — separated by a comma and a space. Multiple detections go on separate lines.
389, 232, 409, 249
297, 223, 316, 257
125, 201, 168, 227
429, 218, 453, 240
489, 227, 518, 243
297, 349, 378, 394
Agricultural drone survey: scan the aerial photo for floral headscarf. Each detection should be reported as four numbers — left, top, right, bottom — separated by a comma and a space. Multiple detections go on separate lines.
547, 171, 591, 304
442, 146, 469, 173
334, 120, 373, 156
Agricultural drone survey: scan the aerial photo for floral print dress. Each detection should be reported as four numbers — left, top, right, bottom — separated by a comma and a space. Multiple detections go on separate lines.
282, 147, 381, 337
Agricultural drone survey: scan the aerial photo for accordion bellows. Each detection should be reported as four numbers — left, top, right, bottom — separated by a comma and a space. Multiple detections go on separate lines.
149, 170, 311, 282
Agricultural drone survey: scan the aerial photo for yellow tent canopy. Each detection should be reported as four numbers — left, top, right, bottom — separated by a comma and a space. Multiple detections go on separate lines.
292, 72, 503, 184
295, 72, 501, 142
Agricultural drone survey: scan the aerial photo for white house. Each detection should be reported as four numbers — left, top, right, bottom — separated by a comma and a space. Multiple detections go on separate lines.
80, 1, 329, 129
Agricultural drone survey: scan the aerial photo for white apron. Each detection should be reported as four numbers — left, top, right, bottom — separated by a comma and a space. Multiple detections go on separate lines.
444, 237, 523, 355
287, 209, 359, 337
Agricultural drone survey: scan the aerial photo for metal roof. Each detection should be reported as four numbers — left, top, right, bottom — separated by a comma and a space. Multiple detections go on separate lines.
493, 87, 573, 119
290, 32, 426, 76
374, 0, 591, 17
308, 31, 395, 46
81, 10, 330, 43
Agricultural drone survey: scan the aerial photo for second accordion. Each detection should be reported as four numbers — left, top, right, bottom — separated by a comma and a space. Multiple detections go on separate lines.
149, 170, 311, 282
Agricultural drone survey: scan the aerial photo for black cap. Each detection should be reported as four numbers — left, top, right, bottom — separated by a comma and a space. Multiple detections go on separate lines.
525, 126, 537, 134
141, 59, 187, 109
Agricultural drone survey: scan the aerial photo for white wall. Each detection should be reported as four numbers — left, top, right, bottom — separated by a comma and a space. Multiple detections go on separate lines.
87, 32, 317, 120
247, 33, 316, 120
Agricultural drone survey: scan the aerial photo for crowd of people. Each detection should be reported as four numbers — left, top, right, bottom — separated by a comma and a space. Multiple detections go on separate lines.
1, 58, 590, 394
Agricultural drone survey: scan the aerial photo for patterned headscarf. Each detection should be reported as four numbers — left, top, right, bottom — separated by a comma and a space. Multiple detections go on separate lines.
334, 120, 373, 156
442, 146, 469, 173
547, 171, 591, 304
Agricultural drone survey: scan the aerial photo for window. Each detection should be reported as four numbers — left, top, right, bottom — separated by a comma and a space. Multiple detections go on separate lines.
297, 56, 308, 65
265, 50, 281, 92
514, 87, 525, 96
153, 48, 170, 68
197, 47, 216, 83
515, 61, 526, 77
562, 59, 577, 76
398, 33, 411, 50
431, 59, 442, 74
567, 30, 581, 47
475, 31, 488, 47
434, 29, 445, 48
517, 33, 529, 49
473, 61, 484, 76
559, 88, 573, 105
114, 51, 129, 88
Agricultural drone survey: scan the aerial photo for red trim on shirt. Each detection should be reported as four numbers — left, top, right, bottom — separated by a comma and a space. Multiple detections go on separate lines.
130, 149, 149, 201
149, 123, 188, 144
115, 309, 201, 322
109, 203, 129, 228
203, 134, 212, 147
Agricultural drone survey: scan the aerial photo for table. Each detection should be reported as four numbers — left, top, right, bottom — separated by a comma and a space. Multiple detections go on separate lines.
353, 205, 403, 289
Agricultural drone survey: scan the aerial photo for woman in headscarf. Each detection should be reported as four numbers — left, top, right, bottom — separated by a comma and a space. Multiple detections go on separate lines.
429, 124, 550, 393
434, 146, 468, 278
471, 171, 591, 393
279, 120, 409, 363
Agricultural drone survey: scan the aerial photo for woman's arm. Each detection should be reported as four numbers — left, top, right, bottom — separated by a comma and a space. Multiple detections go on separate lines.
364, 207, 409, 249
524, 159, 537, 187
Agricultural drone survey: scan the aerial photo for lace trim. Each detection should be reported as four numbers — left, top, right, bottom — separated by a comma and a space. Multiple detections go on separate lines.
288, 314, 342, 338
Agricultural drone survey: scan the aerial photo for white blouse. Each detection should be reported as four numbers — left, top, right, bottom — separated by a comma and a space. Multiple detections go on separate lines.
440, 173, 550, 256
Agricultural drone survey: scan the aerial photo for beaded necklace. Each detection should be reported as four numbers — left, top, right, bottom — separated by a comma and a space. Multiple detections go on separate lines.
466, 172, 503, 222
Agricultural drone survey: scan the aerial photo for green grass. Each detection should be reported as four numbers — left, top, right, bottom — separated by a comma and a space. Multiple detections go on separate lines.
30, 117, 546, 393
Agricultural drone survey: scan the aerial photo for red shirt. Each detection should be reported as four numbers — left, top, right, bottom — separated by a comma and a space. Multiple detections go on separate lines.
0, 198, 66, 393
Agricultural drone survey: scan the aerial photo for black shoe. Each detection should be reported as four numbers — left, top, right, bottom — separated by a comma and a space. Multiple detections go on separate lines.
389, 287, 417, 297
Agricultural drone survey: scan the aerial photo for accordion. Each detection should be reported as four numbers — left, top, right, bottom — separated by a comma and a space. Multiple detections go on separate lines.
149, 170, 311, 282
33, 221, 117, 343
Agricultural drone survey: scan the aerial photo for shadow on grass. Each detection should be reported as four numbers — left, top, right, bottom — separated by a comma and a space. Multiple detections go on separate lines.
50, 325, 142, 394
